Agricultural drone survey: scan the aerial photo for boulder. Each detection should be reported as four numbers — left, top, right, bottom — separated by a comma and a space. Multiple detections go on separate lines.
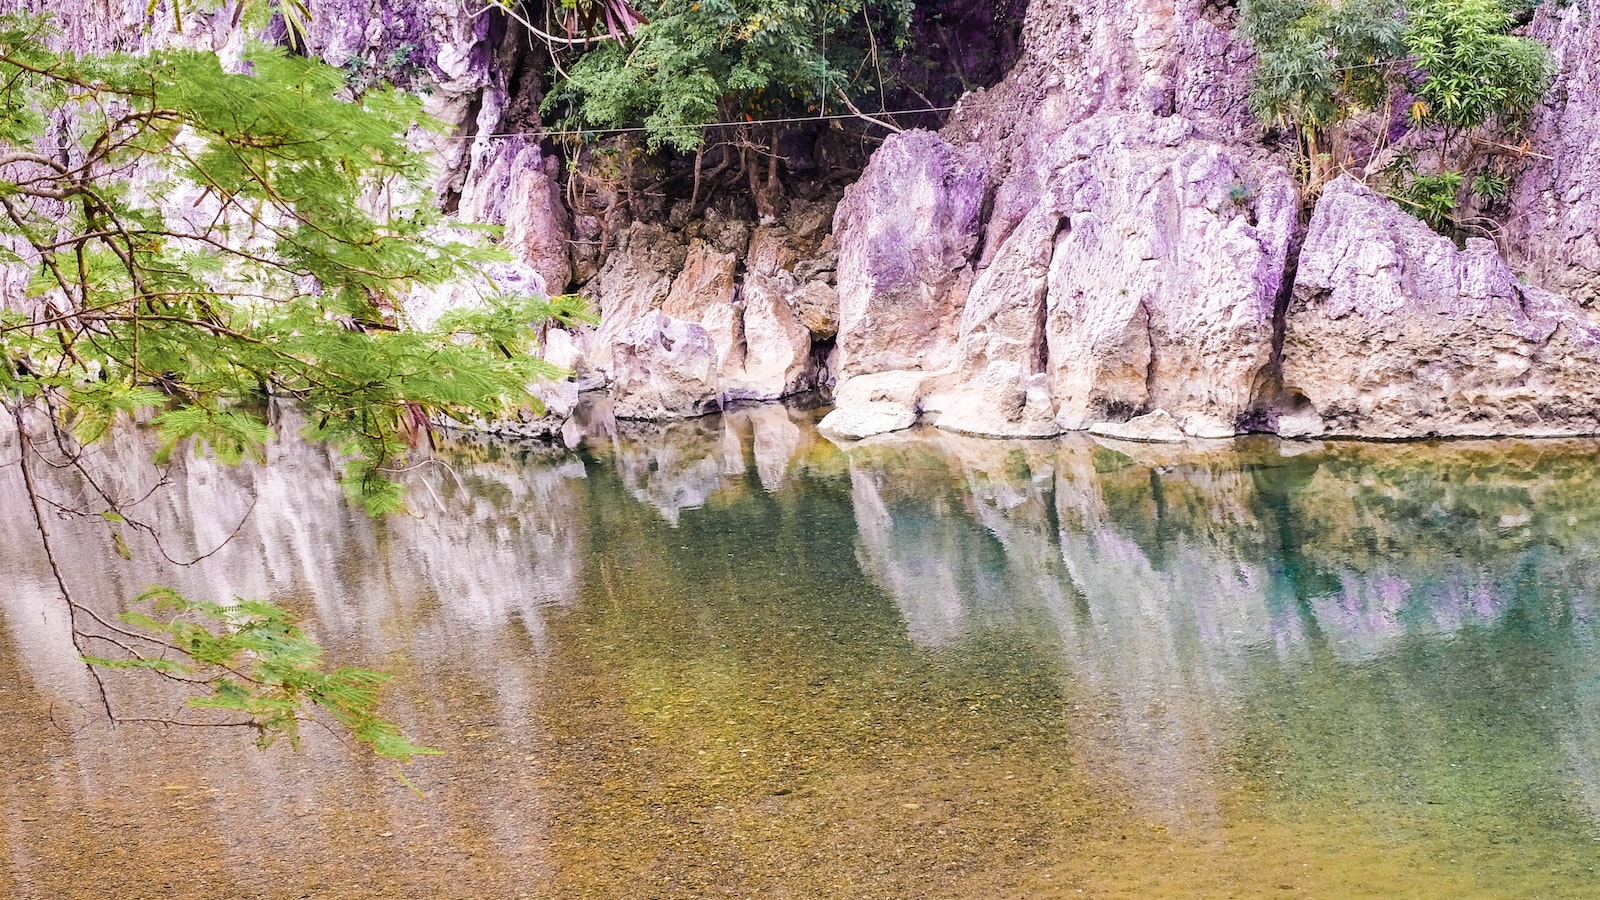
609, 313, 720, 420
723, 275, 817, 402
832, 130, 989, 377
935, 362, 1060, 438
818, 371, 928, 440
1281, 177, 1600, 438
582, 223, 689, 372
747, 225, 802, 278
787, 279, 840, 340
1087, 408, 1187, 443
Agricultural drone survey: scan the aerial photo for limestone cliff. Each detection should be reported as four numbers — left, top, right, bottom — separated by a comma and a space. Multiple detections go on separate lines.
12, 0, 1600, 441
823, 0, 1600, 441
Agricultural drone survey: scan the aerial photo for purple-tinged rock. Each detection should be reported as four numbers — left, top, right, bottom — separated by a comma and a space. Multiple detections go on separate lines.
1283, 177, 1600, 438
832, 130, 988, 378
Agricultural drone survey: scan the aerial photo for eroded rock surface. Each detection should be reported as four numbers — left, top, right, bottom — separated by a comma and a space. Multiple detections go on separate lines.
1509, 5, 1600, 305
1043, 119, 1293, 435
832, 130, 989, 378
582, 223, 690, 373
827, 112, 1294, 440
1283, 178, 1600, 438
27, 0, 1600, 439
609, 313, 720, 420
823, 0, 1303, 441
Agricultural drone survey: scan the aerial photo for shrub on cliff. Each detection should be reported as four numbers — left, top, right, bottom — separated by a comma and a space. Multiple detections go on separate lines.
1242, 0, 1551, 235
1243, 0, 1407, 189
538, 0, 915, 152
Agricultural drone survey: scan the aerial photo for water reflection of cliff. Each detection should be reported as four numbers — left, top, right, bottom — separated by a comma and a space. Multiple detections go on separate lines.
532, 405, 1600, 831
832, 429, 1600, 831
0, 413, 588, 895
577, 401, 817, 524
7, 403, 1600, 894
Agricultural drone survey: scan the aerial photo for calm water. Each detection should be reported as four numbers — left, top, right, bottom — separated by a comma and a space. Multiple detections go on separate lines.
3, 404, 1600, 897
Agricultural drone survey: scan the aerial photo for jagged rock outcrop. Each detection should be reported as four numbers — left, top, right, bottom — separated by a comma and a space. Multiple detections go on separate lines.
1509, 5, 1600, 306
822, 0, 1600, 443
832, 130, 989, 378
727, 277, 817, 401
824, 0, 1302, 441
1281, 177, 1600, 438
24, 0, 1600, 439
570, 214, 836, 415
1038, 117, 1295, 436
827, 112, 1295, 440
11, 0, 583, 333
582, 223, 690, 373
455, 137, 572, 293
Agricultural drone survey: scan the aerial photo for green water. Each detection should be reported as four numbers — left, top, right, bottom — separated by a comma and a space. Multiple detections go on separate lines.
3, 406, 1600, 897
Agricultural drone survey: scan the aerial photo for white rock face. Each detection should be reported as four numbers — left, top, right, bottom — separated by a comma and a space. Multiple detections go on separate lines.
725, 277, 817, 402
1283, 177, 1600, 438
662, 240, 739, 319
1040, 117, 1296, 435
587, 220, 834, 412
832, 130, 989, 377
830, 113, 1295, 440
1509, 6, 1600, 305
457, 140, 572, 293
609, 313, 720, 420
787, 279, 840, 340
581, 223, 689, 374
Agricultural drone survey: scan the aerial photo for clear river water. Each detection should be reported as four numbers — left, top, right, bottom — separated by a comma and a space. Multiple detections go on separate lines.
3, 403, 1600, 897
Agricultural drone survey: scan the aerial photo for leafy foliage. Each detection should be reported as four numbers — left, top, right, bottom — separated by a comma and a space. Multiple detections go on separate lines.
1241, 0, 1552, 233
542, 0, 915, 151
1243, 0, 1407, 133
1405, 0, 1552, 130
1398, 169, 1464, 230
87, 589, 438, 760
0, 14, 592, 510
0, 12, 594, 758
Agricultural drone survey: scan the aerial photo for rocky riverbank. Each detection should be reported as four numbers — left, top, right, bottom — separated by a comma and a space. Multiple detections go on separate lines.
26, 0, 1600, 442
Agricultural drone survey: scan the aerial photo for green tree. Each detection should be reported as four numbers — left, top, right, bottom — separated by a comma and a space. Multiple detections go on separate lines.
1399, 0, 1551, 233
539, 0, 916, 153
1406, 0, 1551, 132
1242, 0, 1552, 233
1242, 0, 1407, 190
0, 13, 592, 760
